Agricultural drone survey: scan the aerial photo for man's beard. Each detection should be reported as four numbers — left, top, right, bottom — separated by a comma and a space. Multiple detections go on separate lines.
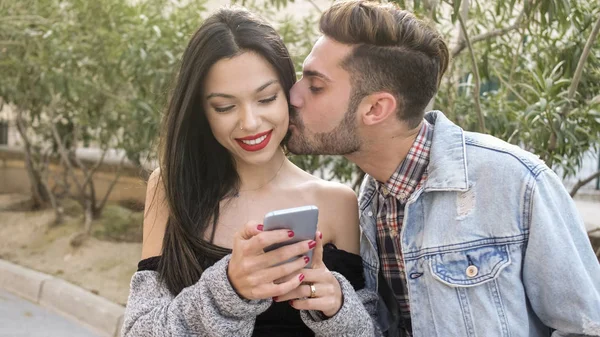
287, 95, 362, 155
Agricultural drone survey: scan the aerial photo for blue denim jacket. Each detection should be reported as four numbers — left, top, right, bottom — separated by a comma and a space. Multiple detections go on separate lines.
359, 111, 600, 337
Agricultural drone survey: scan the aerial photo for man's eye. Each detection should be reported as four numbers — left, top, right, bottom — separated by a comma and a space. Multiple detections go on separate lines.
259, 95, 277, 104
214, 105, 234, 112
309, 86, 323, 93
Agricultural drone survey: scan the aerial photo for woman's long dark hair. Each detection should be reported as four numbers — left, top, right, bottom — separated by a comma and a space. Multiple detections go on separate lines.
157, 7, 296, 295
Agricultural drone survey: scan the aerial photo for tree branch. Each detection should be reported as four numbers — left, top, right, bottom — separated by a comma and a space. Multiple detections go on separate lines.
307, 0, 322, 13
458, 13, 485, 133
97, 155, 127, 213
15, 109, 50, 207
81, 146, 108, 191
566, 15, 600, 108
494, 69, 529, 105
452, 7, 526, 58
570, 170, 600, 197
549, 16, 600, 160
49, 114, 85, 196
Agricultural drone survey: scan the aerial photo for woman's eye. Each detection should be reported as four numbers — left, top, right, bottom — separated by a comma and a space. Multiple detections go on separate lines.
214, 105, 234, 113
309, 86, 323, 93
259, 95, 277, 104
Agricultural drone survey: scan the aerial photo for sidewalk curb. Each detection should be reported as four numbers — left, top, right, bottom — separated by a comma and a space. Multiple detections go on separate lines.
0, 259, 125, 337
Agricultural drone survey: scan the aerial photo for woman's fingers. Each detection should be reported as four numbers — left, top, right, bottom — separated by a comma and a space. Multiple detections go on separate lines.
228, 222, 319, 301
258, 239, 316, 269
289, 297, 340, 317
248, 272, 307, 300
273, 268, 324, 302
236, 220, 264, 241
255, 254, 312, 284
279, 254, 344, 317
311, 231, 324, 268
244, 228, 295, 254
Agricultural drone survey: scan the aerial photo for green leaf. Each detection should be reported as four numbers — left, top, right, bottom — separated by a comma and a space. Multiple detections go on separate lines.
452, 0, 462, 24
152, 25, 161, 38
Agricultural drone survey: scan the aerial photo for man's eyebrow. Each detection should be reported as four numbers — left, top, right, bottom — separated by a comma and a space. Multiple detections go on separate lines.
206, 79, 278, 100
303, 69, 332, 82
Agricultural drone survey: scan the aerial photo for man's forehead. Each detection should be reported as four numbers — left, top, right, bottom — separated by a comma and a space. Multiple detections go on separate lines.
303, 36, 353, 74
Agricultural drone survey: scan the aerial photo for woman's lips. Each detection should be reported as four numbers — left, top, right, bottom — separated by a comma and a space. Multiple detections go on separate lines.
235, 130, 273, 152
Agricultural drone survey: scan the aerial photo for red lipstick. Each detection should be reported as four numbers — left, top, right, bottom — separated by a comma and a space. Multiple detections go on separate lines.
235, 130, 273, 152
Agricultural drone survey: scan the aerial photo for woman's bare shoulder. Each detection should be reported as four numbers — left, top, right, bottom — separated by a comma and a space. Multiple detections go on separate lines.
287, 167, 360, 253
141, 167, 169, 259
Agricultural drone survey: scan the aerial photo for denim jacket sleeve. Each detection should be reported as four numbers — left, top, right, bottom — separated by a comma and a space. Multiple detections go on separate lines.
523, 168, 600, 336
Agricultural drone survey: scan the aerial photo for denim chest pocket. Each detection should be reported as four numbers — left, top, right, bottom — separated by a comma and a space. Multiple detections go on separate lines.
429, 245, 511, 287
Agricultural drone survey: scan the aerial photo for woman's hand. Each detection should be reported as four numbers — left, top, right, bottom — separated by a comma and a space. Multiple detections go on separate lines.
274, 231, 343, 318
227, 220, 316, 301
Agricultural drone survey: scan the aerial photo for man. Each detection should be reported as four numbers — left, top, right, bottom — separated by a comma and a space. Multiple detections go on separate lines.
287, 1, 600, 336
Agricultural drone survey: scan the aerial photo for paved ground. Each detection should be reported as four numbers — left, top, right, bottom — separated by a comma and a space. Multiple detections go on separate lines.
0, 289, 101, 337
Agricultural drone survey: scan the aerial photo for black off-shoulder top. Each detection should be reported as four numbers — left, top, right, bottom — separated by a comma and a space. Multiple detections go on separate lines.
137, 243, 365, 337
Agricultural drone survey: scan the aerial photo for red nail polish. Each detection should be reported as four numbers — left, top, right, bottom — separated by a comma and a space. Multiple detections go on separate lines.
299, 274, 305, 282
304, 256, 310, 264
257, 224, 264, 231
288, 230, 294, 237
308, 240, 316, 249
319, 232, 323, 239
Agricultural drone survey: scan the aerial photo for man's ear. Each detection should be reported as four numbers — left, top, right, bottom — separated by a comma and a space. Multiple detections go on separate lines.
360, 92, 399, 126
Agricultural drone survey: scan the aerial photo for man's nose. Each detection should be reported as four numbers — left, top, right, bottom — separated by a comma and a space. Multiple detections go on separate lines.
289, 82, 303, 109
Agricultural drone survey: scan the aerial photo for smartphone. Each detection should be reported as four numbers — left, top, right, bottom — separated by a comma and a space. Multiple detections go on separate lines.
262, 205, 319, 268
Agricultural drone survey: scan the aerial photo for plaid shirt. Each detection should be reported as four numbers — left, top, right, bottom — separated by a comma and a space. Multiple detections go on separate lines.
375, 120, 433, 335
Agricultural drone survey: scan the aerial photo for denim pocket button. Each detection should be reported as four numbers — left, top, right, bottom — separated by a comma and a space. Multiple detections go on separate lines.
466, 265, 479, 278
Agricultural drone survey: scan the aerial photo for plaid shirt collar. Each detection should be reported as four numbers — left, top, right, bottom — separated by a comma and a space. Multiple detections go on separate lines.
376, 120, 433, 203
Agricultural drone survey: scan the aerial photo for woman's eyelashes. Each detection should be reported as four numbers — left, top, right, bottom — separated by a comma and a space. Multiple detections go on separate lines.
214, 105, 234, 113
258, 94, 278, 104
212, 94, 278, 113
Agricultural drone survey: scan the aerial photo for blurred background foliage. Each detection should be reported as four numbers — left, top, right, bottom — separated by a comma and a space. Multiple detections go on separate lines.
1, 0, 599, 213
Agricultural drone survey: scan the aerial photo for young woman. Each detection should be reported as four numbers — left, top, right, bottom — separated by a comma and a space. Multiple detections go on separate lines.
122, 6, 379, 337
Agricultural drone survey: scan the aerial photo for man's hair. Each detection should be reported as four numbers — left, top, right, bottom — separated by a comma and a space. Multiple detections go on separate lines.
320, 0, 449, 127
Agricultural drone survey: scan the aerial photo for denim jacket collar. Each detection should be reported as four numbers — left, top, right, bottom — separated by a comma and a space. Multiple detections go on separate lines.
359, 110, 469, 211
422, 111, 469, 192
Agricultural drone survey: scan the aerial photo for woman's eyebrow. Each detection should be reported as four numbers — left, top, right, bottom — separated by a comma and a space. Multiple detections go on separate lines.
255, 79, 278, 93
206, 79, 278, 100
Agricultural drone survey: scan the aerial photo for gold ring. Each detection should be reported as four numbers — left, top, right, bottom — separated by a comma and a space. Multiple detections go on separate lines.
309, 284, 317, 298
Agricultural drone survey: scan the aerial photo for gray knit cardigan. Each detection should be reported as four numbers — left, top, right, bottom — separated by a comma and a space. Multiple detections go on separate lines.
121, 254, 382, 336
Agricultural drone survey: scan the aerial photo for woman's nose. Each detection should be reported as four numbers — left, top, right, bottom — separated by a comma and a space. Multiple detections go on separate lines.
238, 105, 260, 132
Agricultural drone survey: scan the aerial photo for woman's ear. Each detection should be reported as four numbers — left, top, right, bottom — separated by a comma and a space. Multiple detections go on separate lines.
360, 92, 399, 126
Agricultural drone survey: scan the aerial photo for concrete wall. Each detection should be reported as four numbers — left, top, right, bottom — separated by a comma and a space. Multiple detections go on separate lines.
0, 152, 147, 204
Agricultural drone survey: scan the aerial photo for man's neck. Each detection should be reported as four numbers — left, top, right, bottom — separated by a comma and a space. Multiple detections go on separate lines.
347, 121, 423, 183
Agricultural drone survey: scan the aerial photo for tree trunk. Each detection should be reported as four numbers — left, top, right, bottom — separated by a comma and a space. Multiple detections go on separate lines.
570, 170, 600, 198
48, 190, 64, 226
84, 199, 93, 234
15, 109, 51, 208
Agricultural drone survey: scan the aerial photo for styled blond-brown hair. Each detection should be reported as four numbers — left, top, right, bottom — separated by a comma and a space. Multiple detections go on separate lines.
320, 0, 449, 127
